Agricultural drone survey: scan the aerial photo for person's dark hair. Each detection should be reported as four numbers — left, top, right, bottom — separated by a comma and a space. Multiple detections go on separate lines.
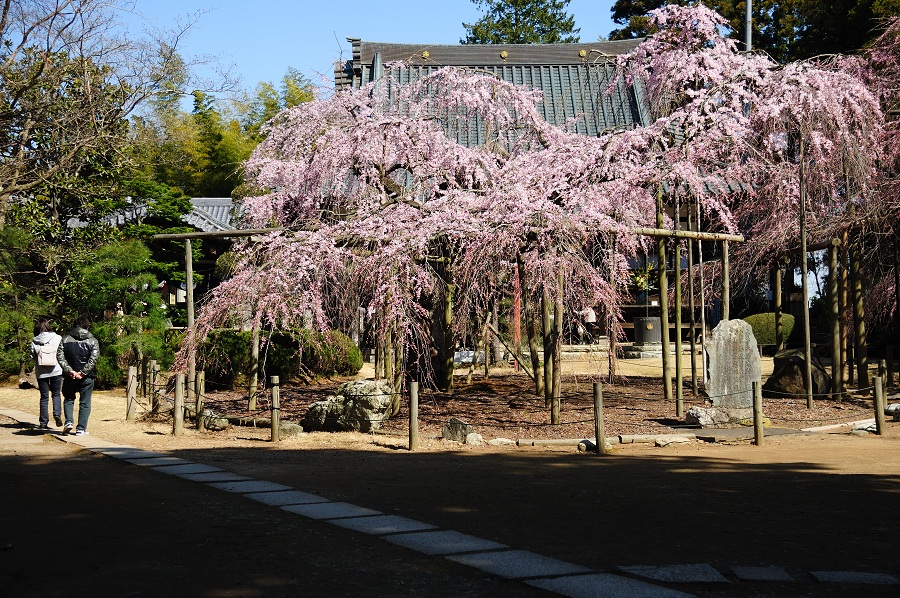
34, 317, 52, 335
75, 315, 91, 330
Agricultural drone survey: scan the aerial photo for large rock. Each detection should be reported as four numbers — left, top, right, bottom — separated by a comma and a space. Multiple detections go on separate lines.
301, 380, 393, 432
442, 417, 473, 442
762, 348, 831, 399
707, 320, 761, 408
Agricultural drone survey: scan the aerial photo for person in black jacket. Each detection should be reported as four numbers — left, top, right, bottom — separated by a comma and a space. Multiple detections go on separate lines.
57, 315, 100, 436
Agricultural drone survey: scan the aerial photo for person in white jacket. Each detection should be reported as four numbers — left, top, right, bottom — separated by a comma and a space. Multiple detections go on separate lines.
30, 317, 63, 430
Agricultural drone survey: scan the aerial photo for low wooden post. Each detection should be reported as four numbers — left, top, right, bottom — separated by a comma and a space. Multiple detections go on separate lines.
271, 375, 281, 442
149, 360, 159, 413
753, 380, 764, 446
409, 381, 420, 451
173, 373, 184, 437
126, 366, 137, 421
593, 382, 607, 455
887, 345, 895, 389
195, 370, 205, 431
874, 375, 885, 436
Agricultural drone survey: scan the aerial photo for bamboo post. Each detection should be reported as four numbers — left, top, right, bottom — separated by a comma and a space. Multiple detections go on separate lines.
721, 240, 730, 321
829, 240, 841, 400
657, 187, 673, 402
126, 365, 137, 421
874, 375, 885, 436
593, 382, 607, 455
173, 373, 184, 437
799, 138, 814, 409
271, 375, 280, 442
409, 381, 420, 451
249, 319, 260, 410
195, 369, 205, 431
149, 360, 159, 413
753, 380, 764, 446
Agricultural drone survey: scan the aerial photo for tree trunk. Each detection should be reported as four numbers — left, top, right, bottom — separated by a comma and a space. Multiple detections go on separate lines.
518, 256, 544, 396
551, 270, 563, 425
829, 240, 841, 400
542, 288, 554, 408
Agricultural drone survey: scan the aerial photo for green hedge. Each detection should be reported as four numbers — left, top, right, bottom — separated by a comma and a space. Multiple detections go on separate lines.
199, 328, 363, 387
743, 312, 796, 346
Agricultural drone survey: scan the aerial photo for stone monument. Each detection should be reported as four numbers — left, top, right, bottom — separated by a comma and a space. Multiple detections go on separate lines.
706, 319, 761, 408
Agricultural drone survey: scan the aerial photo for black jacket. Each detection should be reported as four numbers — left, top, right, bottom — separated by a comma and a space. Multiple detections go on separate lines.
57, 326, 100, 378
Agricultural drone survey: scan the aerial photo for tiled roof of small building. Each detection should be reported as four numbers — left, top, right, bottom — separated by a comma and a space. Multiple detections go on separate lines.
334, 38, 651, 137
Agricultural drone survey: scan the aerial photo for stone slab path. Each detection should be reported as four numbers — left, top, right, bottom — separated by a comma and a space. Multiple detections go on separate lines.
2, 404, 897, 598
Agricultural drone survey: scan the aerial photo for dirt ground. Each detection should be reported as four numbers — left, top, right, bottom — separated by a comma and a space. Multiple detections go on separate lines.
2, 355, 899, 597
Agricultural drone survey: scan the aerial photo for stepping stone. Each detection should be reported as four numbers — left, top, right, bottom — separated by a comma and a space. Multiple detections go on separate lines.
329, 514, 437, 535
448, 550, 590, 579
151, 463, 223, 475
96, 448, 168, 459
281, 502, 380, 520
731, 565, 793, 582
176, 472, 252, 483
207, 480, 293, 494
811, 571, 899, 584
384, 529, 506, 555
124, 456, 187, 467
528, 573, 695, 598
244, 490, 328, 506
619, 564, 728, 583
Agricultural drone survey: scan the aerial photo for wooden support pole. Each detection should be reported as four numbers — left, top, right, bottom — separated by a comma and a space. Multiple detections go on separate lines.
674, 232, 684, 417
551, 271, 563, 425
271, 375, 281, 442
887, 345, 894, 389
753, 380, 764, 446
874, 375, 885, 436
173, 373, 184, 437
829, 240, 841, 400
841, 234, 852, 388
249, 320, 260, 410
126, 366, 137, 421
195, 369, 205, 431
185, 239, 196, 417
657, 187, 673, 403
149, 360, 159, 413
799, 138, 813, 409
774, 264, 784, 352
849, 241, 869, 390
593, 382, 607, 455
721, 240, 730, 321
687, 204, 698, 395
409, 381, 420, 451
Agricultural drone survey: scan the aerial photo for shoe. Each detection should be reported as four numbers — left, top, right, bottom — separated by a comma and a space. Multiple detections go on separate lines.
74, 429, 88, 436
36, 424, 50, 430
62, 422, 74, 435
54, 415, 63, 427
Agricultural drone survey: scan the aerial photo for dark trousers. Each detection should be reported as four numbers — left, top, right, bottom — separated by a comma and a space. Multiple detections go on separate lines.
63, 376, 94, 432
37, 375, 62, 426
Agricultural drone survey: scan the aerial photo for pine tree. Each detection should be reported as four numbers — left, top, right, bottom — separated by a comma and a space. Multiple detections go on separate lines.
461, 0, 580, 44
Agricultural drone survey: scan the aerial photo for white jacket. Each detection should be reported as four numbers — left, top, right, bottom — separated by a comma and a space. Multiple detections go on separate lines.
31, 331, 63, 379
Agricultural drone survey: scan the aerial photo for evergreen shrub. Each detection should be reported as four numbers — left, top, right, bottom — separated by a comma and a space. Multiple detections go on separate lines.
743, 312, 795, 347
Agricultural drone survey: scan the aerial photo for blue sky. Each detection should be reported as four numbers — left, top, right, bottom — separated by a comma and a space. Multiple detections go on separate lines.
125, 0, 617, 95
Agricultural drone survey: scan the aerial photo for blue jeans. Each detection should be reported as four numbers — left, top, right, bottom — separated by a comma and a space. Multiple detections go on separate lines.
37, 375, 62, 426
63, 376, 94, 432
